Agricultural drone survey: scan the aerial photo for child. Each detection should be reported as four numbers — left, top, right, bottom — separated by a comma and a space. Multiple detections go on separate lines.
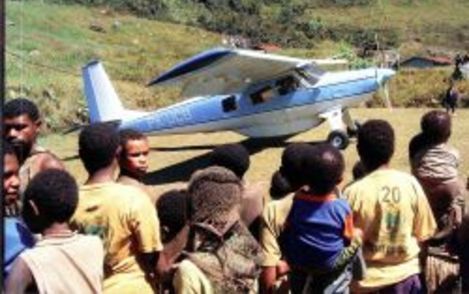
280, 143, 362, 293
410, 110, 464, 233
5, 169, 104, 293
410, 111, 464, 292
73, 122, 162, 293
260, 143, 313, 293
117, 128, 152, 195
3, 141, 35, 279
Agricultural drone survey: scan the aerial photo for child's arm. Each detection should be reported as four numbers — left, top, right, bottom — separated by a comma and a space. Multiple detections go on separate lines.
343, 212, 358, 245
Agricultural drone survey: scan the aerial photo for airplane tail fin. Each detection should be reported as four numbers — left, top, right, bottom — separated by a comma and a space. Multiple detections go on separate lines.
82, 60, 125, 123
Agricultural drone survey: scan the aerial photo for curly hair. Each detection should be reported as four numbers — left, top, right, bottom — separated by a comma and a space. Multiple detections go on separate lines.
357, 119, 395, 171
119, 129, 147, 151
188, 166, 242, 225
269, 171, 293, 200
4, 98, 40, 121
303, 143, 344, 195
420, 110, 451, 145
79, 122, 120, 174
269, 143, 312, 199
22, 169, 78, 233
352, 160, 368, 181
210, 144, 250, 179
157, 189, 190, 243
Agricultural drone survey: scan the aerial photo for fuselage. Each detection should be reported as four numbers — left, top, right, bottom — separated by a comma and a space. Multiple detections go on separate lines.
120, 68, 384, 138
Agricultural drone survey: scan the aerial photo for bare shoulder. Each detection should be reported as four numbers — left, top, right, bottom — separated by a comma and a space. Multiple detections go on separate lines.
35, 152, 64, 171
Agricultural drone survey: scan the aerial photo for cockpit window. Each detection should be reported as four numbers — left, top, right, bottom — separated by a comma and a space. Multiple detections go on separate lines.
250, 86, 275, 105
296, 65, 321, 86
276, 76, 299, 96
250, 75, 302, 105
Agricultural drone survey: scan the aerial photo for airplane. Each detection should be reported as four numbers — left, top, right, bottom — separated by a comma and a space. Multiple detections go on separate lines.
82, 47, 395, 149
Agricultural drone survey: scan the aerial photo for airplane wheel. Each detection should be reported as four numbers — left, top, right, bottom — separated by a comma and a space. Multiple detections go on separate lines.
347, 120, 361, 137
327, 130, 349, 150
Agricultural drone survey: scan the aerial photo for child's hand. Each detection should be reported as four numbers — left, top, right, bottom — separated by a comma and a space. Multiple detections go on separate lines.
276, 260, 290, 276
353, 228, 363, 240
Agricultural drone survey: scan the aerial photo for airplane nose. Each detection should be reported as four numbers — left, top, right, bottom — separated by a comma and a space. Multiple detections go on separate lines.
376, 68, 396, 85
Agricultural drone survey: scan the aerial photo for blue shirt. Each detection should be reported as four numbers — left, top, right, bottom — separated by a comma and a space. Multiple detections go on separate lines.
280, 193, 353, 271
4, 217, 35, 279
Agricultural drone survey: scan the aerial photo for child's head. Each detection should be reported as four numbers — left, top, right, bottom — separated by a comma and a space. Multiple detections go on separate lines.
3, 141, 20, 208
270, 143, 312, 199
79, 122, 120, 175
156, 189, 190, 243
357, 119, 395, 171
421, 110, 451, 145
303, 143, 344, 196
118, 129, 150, 179
210, 143, 250, 179
188, 166, 242, 226
22, 169, 78, 233
352, 160, 367, 181
269, 171, 293, 200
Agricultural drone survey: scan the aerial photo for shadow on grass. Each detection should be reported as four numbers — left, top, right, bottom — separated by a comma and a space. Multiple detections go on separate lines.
145, 136, 326, 185
61, 154, 80, 161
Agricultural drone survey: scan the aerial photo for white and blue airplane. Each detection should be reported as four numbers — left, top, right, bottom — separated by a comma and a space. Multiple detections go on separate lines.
82, 47, 395, 149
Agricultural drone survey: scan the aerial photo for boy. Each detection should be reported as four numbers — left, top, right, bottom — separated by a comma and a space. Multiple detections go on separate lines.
210, 143, 264, 235
259, 143, 313, 293
3, 141, 35, 278
5, 169, 103, 293
280, 143, 362, 293
344, 120, 436, 293
117, 129, 150, 191
3, 141, 22, 217
173, 166, 263, 293
71, 122, 163, 293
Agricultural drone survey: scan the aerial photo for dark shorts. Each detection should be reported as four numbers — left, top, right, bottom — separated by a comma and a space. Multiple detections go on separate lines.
375, 274, 423, 294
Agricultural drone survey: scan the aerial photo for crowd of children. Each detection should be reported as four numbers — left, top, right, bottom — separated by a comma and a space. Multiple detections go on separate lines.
3, 97, 468, 294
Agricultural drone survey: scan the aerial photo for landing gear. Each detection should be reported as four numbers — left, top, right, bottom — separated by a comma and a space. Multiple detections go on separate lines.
327, 130, 349, 150
320, 108, 356, 150
346, 120, 361, 137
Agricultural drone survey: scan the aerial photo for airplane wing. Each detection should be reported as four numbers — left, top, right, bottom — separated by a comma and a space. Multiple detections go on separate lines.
148, 47, 319, 97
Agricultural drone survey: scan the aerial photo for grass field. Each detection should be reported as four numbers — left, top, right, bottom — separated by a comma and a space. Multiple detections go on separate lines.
39, 108, 469, 200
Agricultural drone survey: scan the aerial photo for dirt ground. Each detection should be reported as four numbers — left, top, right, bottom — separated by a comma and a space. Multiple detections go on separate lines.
42, 108, 469, 202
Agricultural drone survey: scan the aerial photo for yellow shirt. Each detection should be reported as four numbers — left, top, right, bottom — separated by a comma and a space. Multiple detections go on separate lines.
259, 194, 294, 267
344, 169, 436, 291
173, 259, 213, 294
116, 175, 157, 203
71, 182, 163, 294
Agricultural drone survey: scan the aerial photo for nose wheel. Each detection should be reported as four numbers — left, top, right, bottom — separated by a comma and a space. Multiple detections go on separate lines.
327, 130, 349, 150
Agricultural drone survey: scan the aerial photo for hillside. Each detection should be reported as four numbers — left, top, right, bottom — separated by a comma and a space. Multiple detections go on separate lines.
46, 0, 469, 51
5, 1, 469, 132
6, 1, 221, 131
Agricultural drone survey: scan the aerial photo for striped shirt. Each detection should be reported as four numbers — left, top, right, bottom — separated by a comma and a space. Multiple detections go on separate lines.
412, 143, 460, 182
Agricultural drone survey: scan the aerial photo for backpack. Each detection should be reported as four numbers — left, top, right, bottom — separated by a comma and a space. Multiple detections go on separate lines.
184, 221, 263, 293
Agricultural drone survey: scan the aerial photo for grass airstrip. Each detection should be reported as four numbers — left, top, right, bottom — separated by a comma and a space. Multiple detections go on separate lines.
40, 108, 469, 202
